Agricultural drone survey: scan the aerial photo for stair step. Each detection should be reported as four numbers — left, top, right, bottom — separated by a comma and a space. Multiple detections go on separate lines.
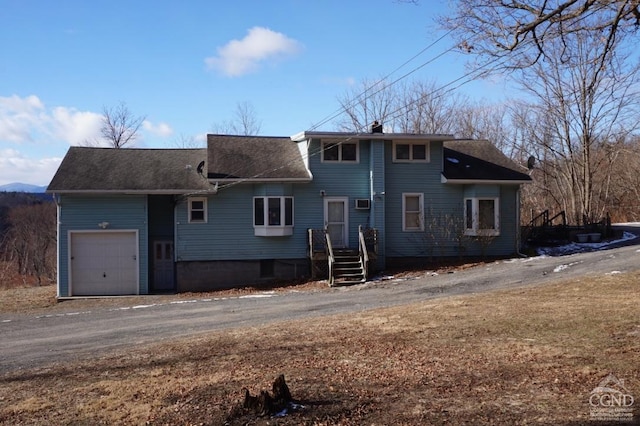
329, 247, 366, 286
332, 277, 366, 286
335, 272, 364, 278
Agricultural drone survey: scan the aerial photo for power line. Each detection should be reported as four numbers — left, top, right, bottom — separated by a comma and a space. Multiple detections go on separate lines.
209, 22, 570, 194
207, 32, 456, 190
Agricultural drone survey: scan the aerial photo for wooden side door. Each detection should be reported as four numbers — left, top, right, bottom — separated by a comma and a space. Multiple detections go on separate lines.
152, 240, 175, 292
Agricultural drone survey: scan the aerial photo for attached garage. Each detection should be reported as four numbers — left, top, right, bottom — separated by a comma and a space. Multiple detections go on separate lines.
69, 231, 139, 296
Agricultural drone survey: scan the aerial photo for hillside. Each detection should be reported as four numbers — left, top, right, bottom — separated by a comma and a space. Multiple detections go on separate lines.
0, 182, 48, 193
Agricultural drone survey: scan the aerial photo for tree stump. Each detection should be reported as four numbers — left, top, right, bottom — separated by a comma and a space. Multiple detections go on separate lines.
241, 374, 293, 417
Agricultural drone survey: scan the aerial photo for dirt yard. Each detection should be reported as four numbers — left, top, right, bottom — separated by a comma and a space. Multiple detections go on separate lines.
1, 272, 639, 425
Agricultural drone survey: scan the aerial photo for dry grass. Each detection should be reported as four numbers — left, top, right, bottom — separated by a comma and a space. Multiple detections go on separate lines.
1, 272, 639, 425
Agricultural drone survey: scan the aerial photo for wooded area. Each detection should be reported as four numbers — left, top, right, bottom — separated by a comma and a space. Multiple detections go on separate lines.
0, 193, 56, 288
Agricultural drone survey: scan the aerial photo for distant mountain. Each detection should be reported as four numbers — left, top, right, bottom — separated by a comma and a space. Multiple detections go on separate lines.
0, 183, 48, 193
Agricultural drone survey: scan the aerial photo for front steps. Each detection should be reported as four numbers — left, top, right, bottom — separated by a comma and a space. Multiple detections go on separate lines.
331, 249, 366, 286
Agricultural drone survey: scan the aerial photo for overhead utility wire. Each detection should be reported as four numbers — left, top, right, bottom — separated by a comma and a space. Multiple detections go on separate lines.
212, 44, 539, 195
308, 29, 456, 132
201, 32, 455, 190
210, 42, 535, 195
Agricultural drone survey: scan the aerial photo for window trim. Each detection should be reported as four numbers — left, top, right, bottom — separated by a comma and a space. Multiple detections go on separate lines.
464, 197, 500, 236
402, 193, 424, 232
393, 141, 430, 163
321, 140, 359, 163
188, 197, 207, 223
253, 196, 294, 236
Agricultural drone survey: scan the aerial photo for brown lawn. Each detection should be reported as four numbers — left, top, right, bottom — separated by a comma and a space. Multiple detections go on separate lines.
0, 272, 639, 425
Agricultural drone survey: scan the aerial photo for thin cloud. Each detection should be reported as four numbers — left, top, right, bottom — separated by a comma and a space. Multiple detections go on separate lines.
0, 94, 103, 146
205, 26, 303, 77
0, 95, 45, 143
143, 120, 174, 137
0, 148, 62, 186
0, 95, 173, 146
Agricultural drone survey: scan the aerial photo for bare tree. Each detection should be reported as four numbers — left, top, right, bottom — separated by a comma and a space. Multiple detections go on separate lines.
234, 101, 262, 136
211, 101, 262, 136
172, 133, 205, 148
336, 78, 470, 134
6, 203, 57, 284
394, 80, 466, 134
453, 101, 518, 155
515, 29, 640, 224
335, 78, 397, 132
440, 0, 640, 69
602, 135, 640, 221
97, 102, 146, 148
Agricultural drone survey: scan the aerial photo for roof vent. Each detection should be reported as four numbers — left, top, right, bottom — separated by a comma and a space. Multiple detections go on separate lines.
371, 121, 383, 133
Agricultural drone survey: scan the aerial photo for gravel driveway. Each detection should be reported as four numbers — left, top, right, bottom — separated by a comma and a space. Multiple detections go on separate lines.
1, 225, 639, 375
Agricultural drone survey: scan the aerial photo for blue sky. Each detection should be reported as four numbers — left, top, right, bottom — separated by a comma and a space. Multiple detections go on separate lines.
0, 0, 508, 186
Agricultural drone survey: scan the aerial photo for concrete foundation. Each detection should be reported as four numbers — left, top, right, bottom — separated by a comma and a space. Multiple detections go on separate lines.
176, 258, 310, 292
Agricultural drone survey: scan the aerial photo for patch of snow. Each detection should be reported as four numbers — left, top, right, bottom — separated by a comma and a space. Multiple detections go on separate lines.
1, 319, 11, 323
170, 299, 198, 304
554, 264, 569, 273
537, 231, 637, 256
605, 271, 622, 275
521, 255, 546, 262
553, 261, 582, 273
239, 294, 274, 299
132, 304, 157, 309
37, 311, 92, 318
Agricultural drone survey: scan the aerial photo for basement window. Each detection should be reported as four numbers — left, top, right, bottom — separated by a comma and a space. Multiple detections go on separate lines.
254, 196, 294, 236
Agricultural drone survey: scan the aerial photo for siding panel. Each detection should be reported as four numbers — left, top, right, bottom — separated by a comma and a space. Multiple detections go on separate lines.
58, 195, 148, 296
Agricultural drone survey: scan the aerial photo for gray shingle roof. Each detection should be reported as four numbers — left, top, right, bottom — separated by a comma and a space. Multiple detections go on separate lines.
47, 147, 211, 193
442, 140, 532, 182
207, 134, 311, 181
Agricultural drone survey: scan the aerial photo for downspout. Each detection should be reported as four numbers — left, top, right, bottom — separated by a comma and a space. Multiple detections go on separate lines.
174, 198, 179, 291
516, 186, 527, 257
53, 193, 62, 298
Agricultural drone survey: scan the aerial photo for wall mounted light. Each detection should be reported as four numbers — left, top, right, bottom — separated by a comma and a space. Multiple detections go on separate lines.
320, 190, 326, 197
98, 221, 110, 229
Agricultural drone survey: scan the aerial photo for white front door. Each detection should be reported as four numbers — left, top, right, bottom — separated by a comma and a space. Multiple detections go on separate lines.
324, 197, 349, 248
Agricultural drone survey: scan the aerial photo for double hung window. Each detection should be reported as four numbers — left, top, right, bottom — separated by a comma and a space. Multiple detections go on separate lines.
188, 197, 207, 223
402, 193, 424, 231
322, 141, 358, 162
393, 142, 429, 162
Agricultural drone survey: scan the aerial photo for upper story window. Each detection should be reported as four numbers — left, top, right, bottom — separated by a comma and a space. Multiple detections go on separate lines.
465, 197, 500, 236
393, 141, 430, 162
322, 141, 359, 163
188, 197, 207, 223
402, 193, 424, 231
254, 196, 294, 236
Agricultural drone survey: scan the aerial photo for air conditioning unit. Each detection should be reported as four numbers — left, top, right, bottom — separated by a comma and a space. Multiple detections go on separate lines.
355, 199, 371, 210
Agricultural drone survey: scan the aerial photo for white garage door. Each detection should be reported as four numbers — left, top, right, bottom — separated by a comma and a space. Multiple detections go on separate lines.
70, 231, 138, 296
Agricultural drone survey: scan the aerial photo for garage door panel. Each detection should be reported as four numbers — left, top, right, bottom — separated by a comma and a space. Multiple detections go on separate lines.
70, 231, 138, 296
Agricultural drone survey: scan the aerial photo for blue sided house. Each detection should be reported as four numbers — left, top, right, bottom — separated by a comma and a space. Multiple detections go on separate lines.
47, 125, 531, 297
